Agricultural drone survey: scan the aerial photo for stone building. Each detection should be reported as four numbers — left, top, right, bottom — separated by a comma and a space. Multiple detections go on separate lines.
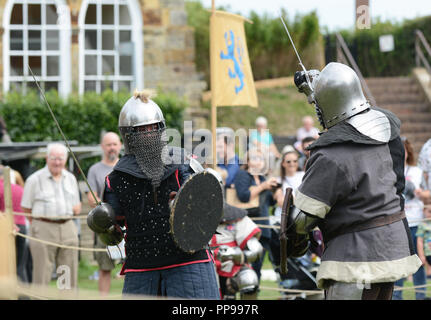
0, 0, 206, 106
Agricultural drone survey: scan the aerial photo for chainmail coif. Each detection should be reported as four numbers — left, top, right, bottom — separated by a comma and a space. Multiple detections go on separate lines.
129, 129, 170, 188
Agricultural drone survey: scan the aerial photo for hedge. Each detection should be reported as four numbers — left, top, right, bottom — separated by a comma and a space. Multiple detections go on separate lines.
325, 15, 431, 77
0, 89, 187, 145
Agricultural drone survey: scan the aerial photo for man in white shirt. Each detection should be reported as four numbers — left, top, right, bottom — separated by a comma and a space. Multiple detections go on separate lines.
21, 143, 81, 288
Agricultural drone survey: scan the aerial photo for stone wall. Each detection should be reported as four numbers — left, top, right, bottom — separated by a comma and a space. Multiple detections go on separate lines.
140, 0, 207, 109
0, 0, 206, 109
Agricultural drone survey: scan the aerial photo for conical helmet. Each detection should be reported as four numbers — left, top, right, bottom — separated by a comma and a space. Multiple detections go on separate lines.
118, 91, 165, 154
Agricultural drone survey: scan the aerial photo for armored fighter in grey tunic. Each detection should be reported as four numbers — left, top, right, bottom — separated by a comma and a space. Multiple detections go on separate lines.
289, 62, 421, 299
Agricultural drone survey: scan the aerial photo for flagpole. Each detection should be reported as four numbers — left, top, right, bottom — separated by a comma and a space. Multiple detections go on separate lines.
210, 0, 217, 169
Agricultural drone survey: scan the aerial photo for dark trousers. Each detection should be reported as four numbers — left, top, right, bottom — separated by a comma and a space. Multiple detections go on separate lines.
122, 261, 220, 299
362, 282, 394, 300
15, 224, 30, 283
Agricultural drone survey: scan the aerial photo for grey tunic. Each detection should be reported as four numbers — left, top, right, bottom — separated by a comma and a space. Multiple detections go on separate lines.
294, 113, 421, 289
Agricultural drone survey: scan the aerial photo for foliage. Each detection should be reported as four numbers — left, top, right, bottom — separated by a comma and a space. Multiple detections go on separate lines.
185, 1, 324, 85
215, 85, 318, 137
325, 15, 431, 77
0, 89, 187, 144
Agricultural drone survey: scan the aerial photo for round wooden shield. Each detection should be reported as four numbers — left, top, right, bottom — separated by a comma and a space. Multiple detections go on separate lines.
170, 171, 224, 253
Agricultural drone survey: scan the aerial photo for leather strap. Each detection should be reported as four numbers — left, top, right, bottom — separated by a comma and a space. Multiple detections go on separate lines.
279, 187, 293, 276
324, 211, 406, 243
34, 217, 69, 224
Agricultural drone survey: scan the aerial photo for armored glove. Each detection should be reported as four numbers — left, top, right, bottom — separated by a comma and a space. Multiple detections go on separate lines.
217, 245, 245, 265
243, 237, 264, 263
286, 232, 310, 258
87, 202, 124, 246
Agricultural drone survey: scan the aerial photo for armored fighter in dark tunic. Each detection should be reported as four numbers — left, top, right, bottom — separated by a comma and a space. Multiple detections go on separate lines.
285, 62, 421, 300
86, 91, 220, 298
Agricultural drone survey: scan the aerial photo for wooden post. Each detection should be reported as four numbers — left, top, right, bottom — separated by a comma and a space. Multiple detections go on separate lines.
0, 166, 18, 299
210, 0, 217, 169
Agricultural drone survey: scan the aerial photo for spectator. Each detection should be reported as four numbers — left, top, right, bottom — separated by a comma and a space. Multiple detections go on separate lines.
294, 116, 319, 152
216, 127, 240, 188
417, 138, 431, 280
85, 132, 122, 296
0, 164, 25, 188
0, 167, 29, 283
0, 116, 12, 143
273, 150, 305, 217
211, 204, 263, 300
249, 116, 281, 174
418, 138, 431, 190
21, 143, 81, 289
393, 137, 427, 300
272, 145, 295, 178
233, 148, 278, 281
417, 205, 431, 295
298, 137, 317, 171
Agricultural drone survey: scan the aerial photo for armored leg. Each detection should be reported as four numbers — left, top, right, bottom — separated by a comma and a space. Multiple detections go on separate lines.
232, 267, 259, 300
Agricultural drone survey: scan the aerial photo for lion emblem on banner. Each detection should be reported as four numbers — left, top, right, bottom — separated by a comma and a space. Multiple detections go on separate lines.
220, 29, 245, 94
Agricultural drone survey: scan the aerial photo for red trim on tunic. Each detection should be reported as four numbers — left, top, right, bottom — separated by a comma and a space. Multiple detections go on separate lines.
105, 176, 111, 189
123, 250, 212, 273
239, 227, 261, 250
211, 226, 261, 278
175, 169, 180, 188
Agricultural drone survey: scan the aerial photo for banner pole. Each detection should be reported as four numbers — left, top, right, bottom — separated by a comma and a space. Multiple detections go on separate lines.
210, 0, 217, 169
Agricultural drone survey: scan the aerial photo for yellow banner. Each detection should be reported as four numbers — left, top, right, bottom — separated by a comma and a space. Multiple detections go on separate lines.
210, 11, 258, 107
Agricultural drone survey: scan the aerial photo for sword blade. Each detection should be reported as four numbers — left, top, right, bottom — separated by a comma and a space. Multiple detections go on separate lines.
278, 12, 303, 67
278, 12, 312, 86
28, 65, 100, 205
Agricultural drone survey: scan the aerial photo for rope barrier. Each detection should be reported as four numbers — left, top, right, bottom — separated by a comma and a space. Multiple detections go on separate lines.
261, 282, 431, 297
259, 285, 324, 296
255, 224, 280, 229
250, 215, 431, 223
0, 279, 186, 300
12, 231, 106, 252
9, 211, 88, 220
393, 283, 431, 292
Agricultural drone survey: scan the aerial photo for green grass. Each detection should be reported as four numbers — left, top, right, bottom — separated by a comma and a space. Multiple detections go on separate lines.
213, 85, 319, 136
46, 256, 431, 300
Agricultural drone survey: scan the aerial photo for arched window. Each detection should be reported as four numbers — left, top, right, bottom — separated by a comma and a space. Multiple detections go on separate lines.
2, 0, 71, 96
79, 0, 143, 93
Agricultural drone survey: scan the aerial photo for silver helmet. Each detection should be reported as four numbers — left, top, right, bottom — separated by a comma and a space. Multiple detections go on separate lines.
119, 92, 166, 153
118, 91, 168, 187
294, 63, 391, 142
313, 62, 370, 129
